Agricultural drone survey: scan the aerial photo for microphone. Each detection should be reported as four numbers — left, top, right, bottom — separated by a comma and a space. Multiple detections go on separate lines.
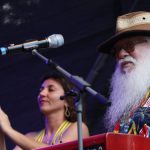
0, 34, 64, 55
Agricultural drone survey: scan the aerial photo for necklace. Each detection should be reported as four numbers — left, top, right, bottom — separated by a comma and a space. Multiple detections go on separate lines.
43, 120, 71, 145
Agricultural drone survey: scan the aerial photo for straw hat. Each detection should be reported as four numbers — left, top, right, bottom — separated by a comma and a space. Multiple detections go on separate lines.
97, 11, 150, 53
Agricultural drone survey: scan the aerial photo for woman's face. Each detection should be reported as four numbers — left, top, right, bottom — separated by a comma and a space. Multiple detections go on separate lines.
37, 78, 67, 114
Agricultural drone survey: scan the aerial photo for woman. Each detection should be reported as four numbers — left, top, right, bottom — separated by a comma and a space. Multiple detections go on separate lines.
0, 72, 89, 150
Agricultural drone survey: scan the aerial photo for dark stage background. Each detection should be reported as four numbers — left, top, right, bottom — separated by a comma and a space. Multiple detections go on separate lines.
0, 0, 150, 149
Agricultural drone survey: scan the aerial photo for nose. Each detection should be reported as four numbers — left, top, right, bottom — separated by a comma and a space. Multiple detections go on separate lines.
39, 88, 48, 97
116, 49, 129, 60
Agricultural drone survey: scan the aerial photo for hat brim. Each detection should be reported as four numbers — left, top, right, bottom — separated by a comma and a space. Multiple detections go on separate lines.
97, 30, 150, 54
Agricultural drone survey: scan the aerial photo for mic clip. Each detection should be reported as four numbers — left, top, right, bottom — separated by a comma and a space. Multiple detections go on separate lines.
60, 89, 80, 100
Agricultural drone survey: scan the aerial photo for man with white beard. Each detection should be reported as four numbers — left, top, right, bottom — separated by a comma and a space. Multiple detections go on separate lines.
98, 11, 150, 137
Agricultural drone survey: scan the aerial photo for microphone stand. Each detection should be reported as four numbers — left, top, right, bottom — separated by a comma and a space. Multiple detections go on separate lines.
32, 49, 111, 150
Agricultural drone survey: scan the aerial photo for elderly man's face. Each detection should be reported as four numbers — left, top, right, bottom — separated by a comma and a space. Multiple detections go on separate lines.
114, 36, 149, 73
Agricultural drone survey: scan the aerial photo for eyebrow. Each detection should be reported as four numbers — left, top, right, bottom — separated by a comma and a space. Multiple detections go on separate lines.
40, 84, 55, 89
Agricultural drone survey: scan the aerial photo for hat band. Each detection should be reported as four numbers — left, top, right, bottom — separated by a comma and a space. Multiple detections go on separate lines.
117, 24, 150, 34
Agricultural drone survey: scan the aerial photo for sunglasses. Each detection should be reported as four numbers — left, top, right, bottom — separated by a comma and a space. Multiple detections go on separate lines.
112, 37, 148, 57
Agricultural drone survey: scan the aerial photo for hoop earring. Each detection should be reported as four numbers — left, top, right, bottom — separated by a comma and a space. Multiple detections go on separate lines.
65, 106, 70, 118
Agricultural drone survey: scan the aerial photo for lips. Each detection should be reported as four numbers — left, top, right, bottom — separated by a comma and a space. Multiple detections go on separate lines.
39, 99, 49, 105
121, 61, 133, 67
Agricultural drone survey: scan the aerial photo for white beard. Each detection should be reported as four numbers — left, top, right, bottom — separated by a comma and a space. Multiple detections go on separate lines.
105, 51, 150, 131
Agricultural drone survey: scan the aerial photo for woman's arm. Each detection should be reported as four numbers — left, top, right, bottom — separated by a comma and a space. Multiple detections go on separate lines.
0, 129, 6, 150
0, 108, 48, 150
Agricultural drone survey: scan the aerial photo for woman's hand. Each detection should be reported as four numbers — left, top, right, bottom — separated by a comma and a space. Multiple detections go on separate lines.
0, 107, 12, 133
